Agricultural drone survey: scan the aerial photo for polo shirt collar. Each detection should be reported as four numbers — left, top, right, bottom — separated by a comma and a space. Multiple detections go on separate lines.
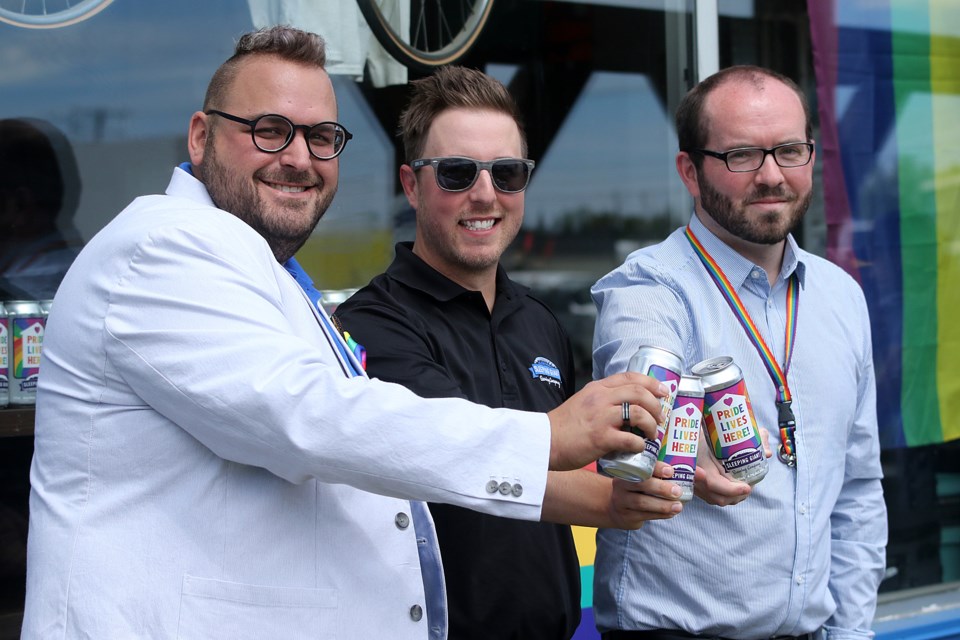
386, 241, 528, 304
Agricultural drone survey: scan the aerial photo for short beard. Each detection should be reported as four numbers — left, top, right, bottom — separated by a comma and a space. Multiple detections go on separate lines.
198, 136, 334, 263
697, 172, 811, 245
414, 192, 509, 274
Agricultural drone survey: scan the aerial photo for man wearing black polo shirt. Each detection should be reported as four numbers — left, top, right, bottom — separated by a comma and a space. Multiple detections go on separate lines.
334, 66, 683, 639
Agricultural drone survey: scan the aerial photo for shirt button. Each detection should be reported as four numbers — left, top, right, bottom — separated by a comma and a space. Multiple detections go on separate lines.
796, 575, 805, 585
799, 503, 807, 515
512, 483, 523, 497
751, 270, 761, 279
410, 604, 423, 621
486, 480, 499, 494
498, 481, 512, 495
395, 512, 410, 530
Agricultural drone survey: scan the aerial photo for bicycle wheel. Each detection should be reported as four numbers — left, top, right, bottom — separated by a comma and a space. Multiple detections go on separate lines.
357, 0, 494, 70
0, 0, 114, 28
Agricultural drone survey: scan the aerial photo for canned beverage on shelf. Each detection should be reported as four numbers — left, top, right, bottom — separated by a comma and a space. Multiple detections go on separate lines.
598, 345, 682, 482
0, 302, 9, 408
691, 355, 767, 485
7, 300, 45, 405
659, 375, 705, 501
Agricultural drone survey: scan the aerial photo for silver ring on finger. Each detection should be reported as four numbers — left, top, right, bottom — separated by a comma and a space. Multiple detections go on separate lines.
621, 401, 631, 429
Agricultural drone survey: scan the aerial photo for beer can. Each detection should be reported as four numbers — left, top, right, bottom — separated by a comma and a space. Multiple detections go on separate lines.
691, 355, 767, 485
7, 300, 44, 405
598, 345, 682, 482
0, 303, 9, 408
658, 375, 704, 501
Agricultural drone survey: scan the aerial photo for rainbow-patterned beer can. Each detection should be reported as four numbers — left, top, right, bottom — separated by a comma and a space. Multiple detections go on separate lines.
659, 374, 705, 501
7, 300, 44, 405
691, 355, 767, 485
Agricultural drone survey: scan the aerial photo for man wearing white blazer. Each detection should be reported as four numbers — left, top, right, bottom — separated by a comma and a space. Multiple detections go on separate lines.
21, 26, 667, 640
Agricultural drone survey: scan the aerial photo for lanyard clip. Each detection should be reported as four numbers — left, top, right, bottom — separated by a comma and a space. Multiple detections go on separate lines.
777, 400, 795, 428
776, 400, 797, 467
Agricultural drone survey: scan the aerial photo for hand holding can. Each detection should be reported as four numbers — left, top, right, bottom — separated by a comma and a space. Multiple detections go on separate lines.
597, 345, 681, 482
691, 355, 767, 485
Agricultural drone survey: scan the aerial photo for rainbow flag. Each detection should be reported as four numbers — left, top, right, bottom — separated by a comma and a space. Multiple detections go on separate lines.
572, 524, 599, 639
809, 0, 960, 448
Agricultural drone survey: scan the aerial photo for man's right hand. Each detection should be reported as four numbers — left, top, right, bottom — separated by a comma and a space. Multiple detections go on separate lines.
693, 427, 773, 505
546, 372, 668, 471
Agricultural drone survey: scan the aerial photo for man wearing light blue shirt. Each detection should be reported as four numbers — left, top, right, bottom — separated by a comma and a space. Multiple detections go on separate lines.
591, 65, 887, 640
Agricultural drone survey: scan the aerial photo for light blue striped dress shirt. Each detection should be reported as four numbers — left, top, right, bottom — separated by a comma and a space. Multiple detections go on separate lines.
591, 214, 887, 640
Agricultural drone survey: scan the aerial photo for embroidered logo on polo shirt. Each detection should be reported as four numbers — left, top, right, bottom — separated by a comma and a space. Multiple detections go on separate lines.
528, 357, 562, 388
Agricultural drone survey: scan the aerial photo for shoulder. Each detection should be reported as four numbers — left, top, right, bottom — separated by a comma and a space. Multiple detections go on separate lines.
91, 192, 271, 269
334, 271, 433, 343
592, 229, 698, 296
796, 250, 868, 309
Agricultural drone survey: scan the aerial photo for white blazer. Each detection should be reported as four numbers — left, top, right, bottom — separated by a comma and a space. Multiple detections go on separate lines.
23, 167, 550, 639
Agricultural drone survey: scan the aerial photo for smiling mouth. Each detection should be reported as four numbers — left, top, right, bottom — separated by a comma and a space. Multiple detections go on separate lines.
264, 181, 309, 193
462, 219, 496, 231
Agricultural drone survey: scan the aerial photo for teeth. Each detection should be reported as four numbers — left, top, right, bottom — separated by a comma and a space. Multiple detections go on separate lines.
463, 219, 495, 231
269, 183, 306, 193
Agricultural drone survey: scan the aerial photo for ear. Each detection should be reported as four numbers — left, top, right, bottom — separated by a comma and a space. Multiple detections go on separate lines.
187, 111, 210, 168
676, 151, 701, 200
399, 163, 419, 210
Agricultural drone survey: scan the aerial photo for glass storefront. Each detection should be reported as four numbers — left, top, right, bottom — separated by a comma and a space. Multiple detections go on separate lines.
1, 1, 957, 637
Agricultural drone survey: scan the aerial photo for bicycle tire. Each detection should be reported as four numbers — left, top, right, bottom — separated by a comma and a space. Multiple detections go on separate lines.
0, 0, 114, 28
357, 0, 494, 70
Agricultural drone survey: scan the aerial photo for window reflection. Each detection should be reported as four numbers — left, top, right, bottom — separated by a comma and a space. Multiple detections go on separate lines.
0, 118, 83, 300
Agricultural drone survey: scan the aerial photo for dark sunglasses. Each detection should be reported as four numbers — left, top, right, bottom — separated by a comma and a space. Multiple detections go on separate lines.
410, 156, 535, 193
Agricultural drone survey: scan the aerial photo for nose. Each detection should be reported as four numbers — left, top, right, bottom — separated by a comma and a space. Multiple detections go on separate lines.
468, 167, 498, 202
754, 152, 785, 185
277, 129, 316, 169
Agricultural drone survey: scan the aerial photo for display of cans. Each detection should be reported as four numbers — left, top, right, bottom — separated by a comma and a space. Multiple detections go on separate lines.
598, 345, 682, 482
691, 355, 767, 485
658, 375, 705, 502
0, 303, 9, 408
7, 300, 45, 405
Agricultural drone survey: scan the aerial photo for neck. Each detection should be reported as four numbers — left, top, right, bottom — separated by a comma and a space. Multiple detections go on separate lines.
695, 211, 785, 286
411, 247, 499, 313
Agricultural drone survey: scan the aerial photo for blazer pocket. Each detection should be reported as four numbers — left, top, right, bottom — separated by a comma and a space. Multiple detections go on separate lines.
177, 574, 339, 640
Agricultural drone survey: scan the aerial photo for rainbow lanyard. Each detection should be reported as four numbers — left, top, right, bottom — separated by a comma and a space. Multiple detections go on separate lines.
685, 226, 800, 466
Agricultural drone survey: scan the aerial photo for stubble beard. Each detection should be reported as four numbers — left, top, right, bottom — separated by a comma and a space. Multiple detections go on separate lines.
697, 172, 812, 245
199, 138, 335, 263
415, 193, 515, 275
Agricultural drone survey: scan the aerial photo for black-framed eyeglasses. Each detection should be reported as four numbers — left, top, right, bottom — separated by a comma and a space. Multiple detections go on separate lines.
205, 110, 353, 160
411, 156, 536, 193
694, 142, 814, 173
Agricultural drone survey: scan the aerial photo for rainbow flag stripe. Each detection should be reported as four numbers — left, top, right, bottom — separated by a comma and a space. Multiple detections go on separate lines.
809, 0, 960, 447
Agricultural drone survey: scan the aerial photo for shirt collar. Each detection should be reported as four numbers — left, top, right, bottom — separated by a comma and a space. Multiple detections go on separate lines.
386, 242, 526, 304
688, 214, 806, 290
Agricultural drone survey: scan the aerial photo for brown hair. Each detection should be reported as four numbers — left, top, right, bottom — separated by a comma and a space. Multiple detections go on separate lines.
202, 26, 327, 111
398, 65, 526, 163
675, 65, 812, 167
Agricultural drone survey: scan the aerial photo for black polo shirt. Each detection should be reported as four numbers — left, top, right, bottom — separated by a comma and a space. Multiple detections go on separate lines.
335, 242, 581, 640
